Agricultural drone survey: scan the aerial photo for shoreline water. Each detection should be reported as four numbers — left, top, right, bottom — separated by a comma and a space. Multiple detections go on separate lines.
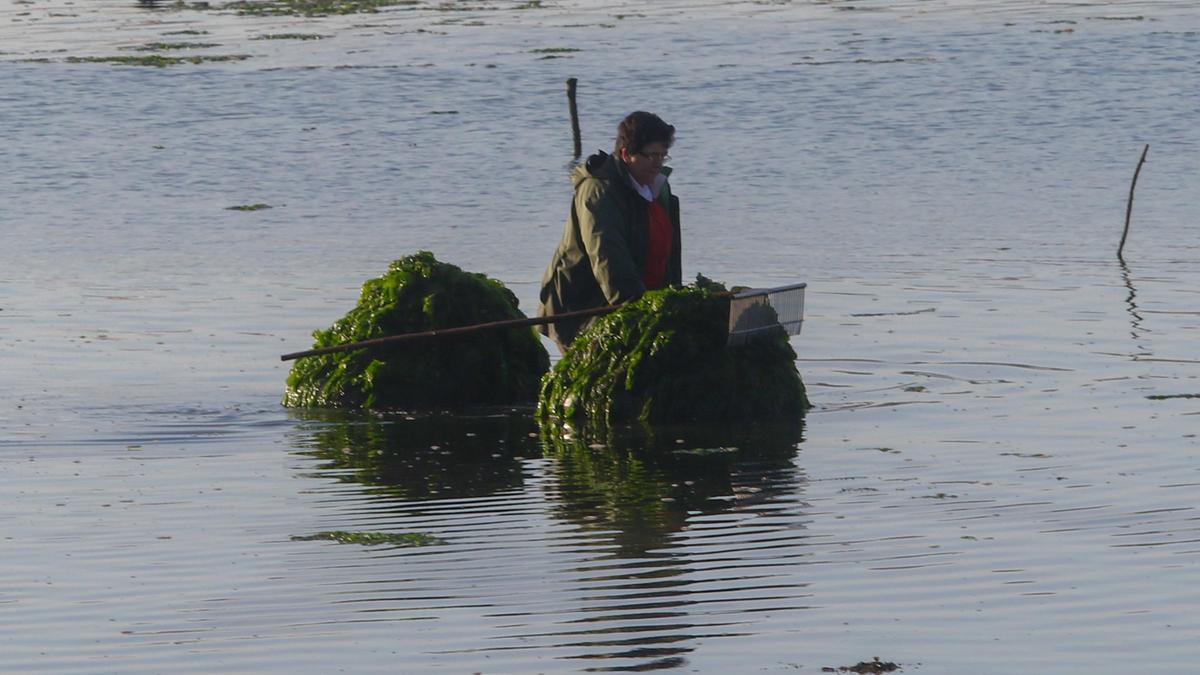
2, 0, 1187, 67
3, 2, 1200, 672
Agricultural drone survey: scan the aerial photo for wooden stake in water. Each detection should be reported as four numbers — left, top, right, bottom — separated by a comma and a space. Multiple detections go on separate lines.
1118, 144, 1149, 261
567, 78, 582, 158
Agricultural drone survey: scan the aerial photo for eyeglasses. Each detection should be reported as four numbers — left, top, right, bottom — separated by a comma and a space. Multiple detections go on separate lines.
636, 151, 671, 162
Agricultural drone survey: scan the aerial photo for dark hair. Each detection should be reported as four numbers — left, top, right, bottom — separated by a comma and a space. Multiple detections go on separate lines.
613, 111, 675, 156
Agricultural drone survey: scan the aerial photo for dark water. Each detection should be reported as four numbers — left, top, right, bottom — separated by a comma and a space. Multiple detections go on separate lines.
3, 1, 1200, 672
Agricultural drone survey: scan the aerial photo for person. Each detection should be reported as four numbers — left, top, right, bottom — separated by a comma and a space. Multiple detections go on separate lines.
537, 111, 682, 352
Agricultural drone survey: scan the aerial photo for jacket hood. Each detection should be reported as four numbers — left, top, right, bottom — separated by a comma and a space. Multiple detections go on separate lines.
571, 150, 672, 189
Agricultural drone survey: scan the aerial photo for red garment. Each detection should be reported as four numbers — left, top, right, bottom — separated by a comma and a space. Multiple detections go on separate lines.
642, 200, 673, 289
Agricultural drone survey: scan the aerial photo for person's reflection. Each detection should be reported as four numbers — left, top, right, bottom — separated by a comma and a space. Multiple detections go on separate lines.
290, 408, 539, 501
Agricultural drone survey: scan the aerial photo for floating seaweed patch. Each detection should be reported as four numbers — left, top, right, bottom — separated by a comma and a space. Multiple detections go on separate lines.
128, 41, 221, 50
220, 0, 420, 17
850, 308, 936, 317
531, 47, 580, 60
291, 531, 444, 546
65, 54, 250, 66
252, 33, 329, 40
794, 57, 933, 66
822, 658, 900, 674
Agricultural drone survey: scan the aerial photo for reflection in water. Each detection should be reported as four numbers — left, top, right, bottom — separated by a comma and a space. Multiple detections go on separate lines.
535, 421, 809, 671
1119, 259, 1147, 345
540, 420, 806, 557
287, 410, 811, 671
289, 407, 541, 501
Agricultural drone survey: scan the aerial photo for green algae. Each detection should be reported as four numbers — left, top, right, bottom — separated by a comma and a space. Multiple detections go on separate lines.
532, 48, 580, 61
66, 54, 249, 67
221, 0, 419, 17
252, 33, 329, 40
832, 658, 901, 674
537, 281, 809, 426
284, 251, 549, 410
129, 41, 221, 50
291, 531, 443, 546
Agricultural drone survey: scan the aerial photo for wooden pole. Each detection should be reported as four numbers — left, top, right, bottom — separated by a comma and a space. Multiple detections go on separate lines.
1118, 144, 1149, 261
567, 78, 582, 158
280, 303, 622, 362
279, 289, 742, 362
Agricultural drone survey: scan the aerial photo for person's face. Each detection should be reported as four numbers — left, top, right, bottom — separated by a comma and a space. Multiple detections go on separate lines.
619, 141, 669, 187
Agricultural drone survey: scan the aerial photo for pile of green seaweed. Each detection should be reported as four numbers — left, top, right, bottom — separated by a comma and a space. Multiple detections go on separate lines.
537, 280, 810, 426
283, 251, 548, 409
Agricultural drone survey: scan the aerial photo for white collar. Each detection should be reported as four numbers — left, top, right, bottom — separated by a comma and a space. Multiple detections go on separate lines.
629, 173, 667, 201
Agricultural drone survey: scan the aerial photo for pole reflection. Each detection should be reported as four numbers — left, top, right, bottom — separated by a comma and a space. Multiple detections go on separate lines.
1119, 259, 1150, 355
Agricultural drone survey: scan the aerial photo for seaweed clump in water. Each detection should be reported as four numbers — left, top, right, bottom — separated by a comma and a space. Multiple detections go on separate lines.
218, 0, 419, 16
537, 278, 809, 426
284, 251, 549, 409
290, 531, 443, 547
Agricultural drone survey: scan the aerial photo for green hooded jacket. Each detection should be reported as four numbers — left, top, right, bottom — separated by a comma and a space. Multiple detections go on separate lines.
537, 151, 683, 347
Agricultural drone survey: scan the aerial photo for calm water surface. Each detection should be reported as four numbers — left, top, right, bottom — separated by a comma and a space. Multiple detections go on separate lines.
2, 1, 1199, 672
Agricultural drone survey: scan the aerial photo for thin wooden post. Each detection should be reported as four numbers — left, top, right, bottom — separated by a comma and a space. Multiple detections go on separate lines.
566, 78, 581, 158
1118, 144, 1149, 261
